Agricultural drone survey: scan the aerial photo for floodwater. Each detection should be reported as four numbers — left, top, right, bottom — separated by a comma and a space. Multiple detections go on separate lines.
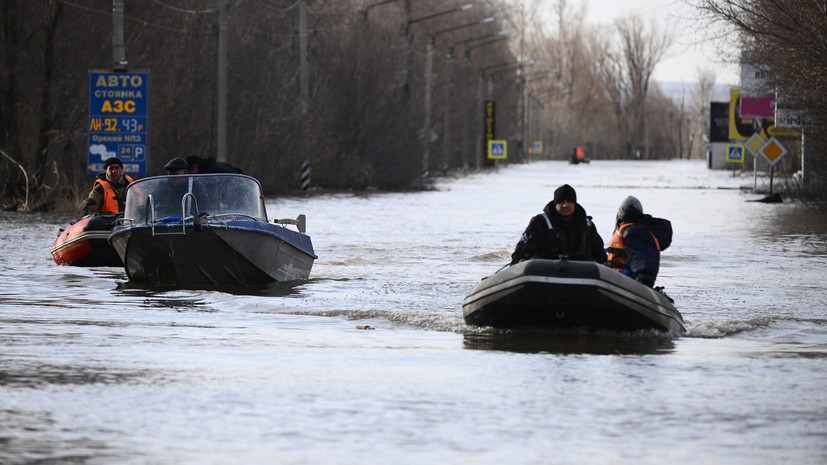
1, 160, 826, 465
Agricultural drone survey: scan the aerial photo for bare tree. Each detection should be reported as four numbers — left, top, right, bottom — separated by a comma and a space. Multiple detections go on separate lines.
692, 0, 827, 203
0, 0, 533, 209
531, 0, 599, 159
689, 67, 716, 159
615, 15, 672, 159
593, 32, 629, 159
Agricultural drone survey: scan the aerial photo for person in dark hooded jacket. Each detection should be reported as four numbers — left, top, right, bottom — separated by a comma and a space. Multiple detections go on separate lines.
510, 184, 607, 265
186, 155, 244, 174
606, 195, 672, 287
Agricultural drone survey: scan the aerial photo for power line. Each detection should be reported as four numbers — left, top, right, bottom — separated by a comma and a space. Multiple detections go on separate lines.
56, 0, 213, 35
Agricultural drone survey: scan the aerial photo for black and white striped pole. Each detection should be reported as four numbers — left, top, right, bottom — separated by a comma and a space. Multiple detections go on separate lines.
300, 158, 311, 191
299, 0, 310, 191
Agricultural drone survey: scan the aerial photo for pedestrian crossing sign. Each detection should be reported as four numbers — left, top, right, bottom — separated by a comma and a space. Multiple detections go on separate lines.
487, 140, 507, 160
725, 143, 745, 164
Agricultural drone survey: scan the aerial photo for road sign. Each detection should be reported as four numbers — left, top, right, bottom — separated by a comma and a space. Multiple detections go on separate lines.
758, 137, 787, 166
725, 144, 745, 164
745, 133, 765, 156
88, 70, 149, 176
529, 140, 543, 155
487, 140, 507, 160
775, 107, 809, 129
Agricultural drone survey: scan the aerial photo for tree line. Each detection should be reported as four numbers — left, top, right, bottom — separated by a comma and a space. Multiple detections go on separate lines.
2, 0, 729, 212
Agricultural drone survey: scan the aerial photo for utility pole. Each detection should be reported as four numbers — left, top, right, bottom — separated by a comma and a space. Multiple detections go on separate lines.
112, 0, 127, 70
358, 1, 400, 108
217, 0, 228, 162
299, 0, 311, 190
461, 34, 510, 172
442, 47, 453, 173
398, 0, 412, 98
416, 8, 483, 181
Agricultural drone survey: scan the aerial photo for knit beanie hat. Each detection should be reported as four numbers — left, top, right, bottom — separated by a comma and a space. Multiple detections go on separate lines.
104, 157, 123, 169
553, 184, 577, 204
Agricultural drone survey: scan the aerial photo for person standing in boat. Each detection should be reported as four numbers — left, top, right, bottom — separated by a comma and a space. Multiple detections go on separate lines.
81, 157, 134, 215
510, 184, 607, 265
606, 196, 672, 287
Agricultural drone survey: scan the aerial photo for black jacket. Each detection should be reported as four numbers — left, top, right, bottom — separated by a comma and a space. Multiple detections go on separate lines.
510, 201, 607, 265
198, 156, 244, 174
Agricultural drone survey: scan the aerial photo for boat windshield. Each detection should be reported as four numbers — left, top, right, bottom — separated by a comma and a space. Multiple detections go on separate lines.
123, 174, 268, 224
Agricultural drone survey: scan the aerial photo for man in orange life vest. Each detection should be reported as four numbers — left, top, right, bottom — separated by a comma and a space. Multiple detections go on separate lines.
510, 184, 607, 265
81, 157, 134, 215
606, 196, 672, 287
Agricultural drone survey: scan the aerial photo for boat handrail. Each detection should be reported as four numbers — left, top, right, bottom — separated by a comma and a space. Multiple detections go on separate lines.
181, 193, 199, 230
147, 194, 155, 226
210, 213, 261, 222
149, 192, 200, 236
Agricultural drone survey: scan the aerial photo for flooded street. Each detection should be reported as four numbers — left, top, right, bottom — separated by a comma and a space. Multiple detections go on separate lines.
2, 160, 826, 465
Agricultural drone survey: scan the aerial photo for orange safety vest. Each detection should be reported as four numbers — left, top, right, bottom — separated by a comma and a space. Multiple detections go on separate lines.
95, 174, 133, 213
606, 222, 660, 269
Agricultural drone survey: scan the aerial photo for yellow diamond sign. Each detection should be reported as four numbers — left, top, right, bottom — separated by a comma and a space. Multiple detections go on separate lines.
758, 137, 787, 166
745, 133, 765, 156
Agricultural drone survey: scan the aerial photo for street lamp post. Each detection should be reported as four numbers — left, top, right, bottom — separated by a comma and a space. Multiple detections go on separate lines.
519, 69, 557, 161
357, 0, 399, 76
400, 3, 473, 101
419, 14, 492, 181
441, 47, 454, 174
217, 0, 228, 162
475, 60, 535, 169
477, 61, 514, 170
528, 96, 544, 157
356, 0, 400, 139
421, 17, 495, 177
456, 32, 510, 172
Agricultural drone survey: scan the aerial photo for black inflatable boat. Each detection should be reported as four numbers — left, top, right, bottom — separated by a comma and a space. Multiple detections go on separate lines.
463, 259, 686, 334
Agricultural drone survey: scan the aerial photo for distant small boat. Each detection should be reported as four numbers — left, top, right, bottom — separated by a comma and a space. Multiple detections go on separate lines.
109, 173, 317, 288
51, 213, 123, 267
463, 259, 686, 334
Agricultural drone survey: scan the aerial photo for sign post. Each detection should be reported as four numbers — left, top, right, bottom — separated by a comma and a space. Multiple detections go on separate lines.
88, 70, 150, 176
483, 100, 495, 166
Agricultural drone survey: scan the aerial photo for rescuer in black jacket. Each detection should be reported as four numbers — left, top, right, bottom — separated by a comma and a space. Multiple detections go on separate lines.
510, 184, 607, 265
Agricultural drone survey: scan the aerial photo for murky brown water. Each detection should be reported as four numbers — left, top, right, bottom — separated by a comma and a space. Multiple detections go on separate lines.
2, 160, 826, 465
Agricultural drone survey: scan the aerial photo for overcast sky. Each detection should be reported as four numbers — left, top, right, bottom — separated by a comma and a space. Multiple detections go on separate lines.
571, 0, 740, 84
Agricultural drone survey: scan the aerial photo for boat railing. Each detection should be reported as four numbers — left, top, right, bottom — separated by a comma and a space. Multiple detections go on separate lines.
209, 213, 262, 223
150, 192, 200, 236
146, 194, 155, 225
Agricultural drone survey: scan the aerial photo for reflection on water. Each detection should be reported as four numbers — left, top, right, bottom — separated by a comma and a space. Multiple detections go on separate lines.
0, 362, 153, 388
463, 329, 676, 355
115, 276, 311, 298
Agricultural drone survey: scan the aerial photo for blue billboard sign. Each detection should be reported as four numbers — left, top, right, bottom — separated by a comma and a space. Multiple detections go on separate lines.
88, 70, 149, 176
